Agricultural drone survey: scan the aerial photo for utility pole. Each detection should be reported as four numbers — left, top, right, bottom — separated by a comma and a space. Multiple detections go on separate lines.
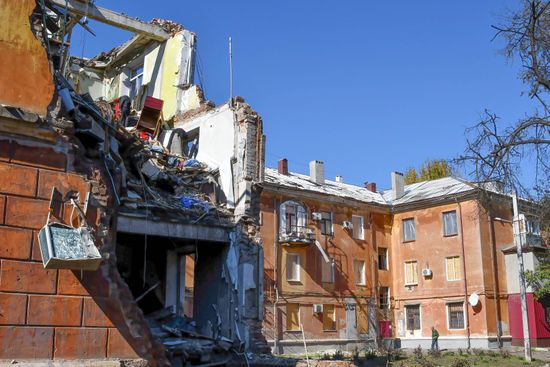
512, 192, 532, 362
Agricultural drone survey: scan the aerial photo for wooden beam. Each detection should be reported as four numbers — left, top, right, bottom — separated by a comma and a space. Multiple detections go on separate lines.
48, 0, 170, 41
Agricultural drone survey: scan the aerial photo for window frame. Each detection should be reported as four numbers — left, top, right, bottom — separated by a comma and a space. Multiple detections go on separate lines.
279, 200, 307, 238
285, 253, 301, 282
286, 303, 300, 331
378, 248, 389, 270
322, 304, 337, 331
405, 304, 421, 331
320, 211, 334, 236
354, 259, 366, 286
447, 302, 466, 330
445, 256, 462, 281
379, 287, 390, 309
402, 218, 416, 242
321, 257, 335, 284
443, 210, 458, 237
352, 215, 365, 240
404, 260, 419, 286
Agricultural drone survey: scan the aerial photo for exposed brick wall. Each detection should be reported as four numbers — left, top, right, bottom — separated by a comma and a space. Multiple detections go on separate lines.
0, 137, 164, 364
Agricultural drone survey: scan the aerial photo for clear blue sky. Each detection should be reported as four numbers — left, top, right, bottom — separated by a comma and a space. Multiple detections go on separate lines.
71, 1, 538, 190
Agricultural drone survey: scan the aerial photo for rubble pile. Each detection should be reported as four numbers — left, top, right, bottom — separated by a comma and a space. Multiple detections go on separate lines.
151, 18, 185, 35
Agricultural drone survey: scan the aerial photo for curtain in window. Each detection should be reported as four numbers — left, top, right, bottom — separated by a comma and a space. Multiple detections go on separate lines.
403, 219, 415, 241
443, 211, 458, 236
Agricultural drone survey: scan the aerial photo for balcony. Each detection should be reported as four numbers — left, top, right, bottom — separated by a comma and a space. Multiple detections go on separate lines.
278, 224, 315, 245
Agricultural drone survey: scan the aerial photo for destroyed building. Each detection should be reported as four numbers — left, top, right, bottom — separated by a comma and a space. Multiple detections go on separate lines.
0, 0, 266, 365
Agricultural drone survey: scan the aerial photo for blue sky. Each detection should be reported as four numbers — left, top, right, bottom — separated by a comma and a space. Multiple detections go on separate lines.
71, 1, 538, 190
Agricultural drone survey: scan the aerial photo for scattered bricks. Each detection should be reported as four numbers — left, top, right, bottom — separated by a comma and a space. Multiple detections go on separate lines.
83, 297, 116, 327
107, 328, 140, 359
54, 327, 107, 359
5, 196, 49, 230
0, 326, 54, 359
57, 269, 109, 297
0, 226, 32, 260
0, 293, 27, 324
11, 142, 66, 171
0, 140, 10, 162
0, 163, 37, 197
0, 260, 57, 294
53, 328, 107, 359
37, 170, 90, 200
27, 295, 82, 326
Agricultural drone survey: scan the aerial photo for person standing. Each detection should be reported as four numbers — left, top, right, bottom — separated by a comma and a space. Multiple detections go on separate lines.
431, 326, 439, 350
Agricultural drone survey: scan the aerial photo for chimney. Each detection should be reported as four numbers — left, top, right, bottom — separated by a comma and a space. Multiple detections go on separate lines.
365, 182, 377, 192
335, 175, 343, 183
278, 158, 288, 175
309, 160, 325, 185
391, 171, 405, 200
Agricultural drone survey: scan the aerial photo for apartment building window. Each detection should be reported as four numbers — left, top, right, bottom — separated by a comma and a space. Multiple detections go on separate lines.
320, 212, 333, 236
380, 287, 390, 309
354, 259, 366, 286
352, 215, 364, 240
443, 211, 458, 236
447, 302, 465, 329
378, 248, 388, 270
322, 257, 335, 283
404, 261, 418, 286
446, 256, 462, 281
403, 218, 415, 242
129, 65, 144, 106
405, 305, 421, 331
286, 253, 301, 282
323, 304, 336, 331
280, 201, 307, 236
286, 303, 300, 331
357, 303, 369, 334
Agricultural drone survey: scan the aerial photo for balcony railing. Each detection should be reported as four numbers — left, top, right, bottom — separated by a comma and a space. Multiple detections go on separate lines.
279, 225, 315, 244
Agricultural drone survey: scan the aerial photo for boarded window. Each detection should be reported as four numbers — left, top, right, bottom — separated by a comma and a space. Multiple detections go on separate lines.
357, 302, 369, 334
443, 211, 458, 236
320, 212, 333, 236
404, 261, 418, 285
378, 248, 388, 270
447, 302, 464, 329
286, 253, 301, 282
322, 257, 335, 283
286, 303, 300, 331
354, 259, 366, 285
446, 256, 462, 281
406, 305, 421, 330
352, 215, 364, 240
403, 218, 415, 241
323, 304, 336, 331
380, 287, 390, 309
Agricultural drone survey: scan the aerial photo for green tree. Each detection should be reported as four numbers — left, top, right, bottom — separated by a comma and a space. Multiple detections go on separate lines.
403, 160, 453, 184
525, 250, 550, 300
404, 167, 419, 185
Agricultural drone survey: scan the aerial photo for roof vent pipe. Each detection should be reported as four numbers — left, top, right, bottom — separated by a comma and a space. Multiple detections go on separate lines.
335, 175, 343, 183
309, 160, 325, 185
391, 171, 405, 200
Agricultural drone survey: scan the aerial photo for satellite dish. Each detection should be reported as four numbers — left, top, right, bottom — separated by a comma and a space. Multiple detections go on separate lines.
468, 292, 479, 307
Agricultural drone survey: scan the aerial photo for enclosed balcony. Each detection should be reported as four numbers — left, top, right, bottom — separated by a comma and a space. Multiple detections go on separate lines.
278, 200, 315, 245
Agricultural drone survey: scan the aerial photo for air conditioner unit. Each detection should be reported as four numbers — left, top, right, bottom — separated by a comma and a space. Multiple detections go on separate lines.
422, 268, 432, 277
312, 212, 322, 221
342, 221, 353, 230
313, 304, 323, 314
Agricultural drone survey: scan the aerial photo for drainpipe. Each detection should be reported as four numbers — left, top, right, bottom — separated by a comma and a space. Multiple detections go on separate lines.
456, 199, 471, 349
487, 213, 502, 348
273, 198, 279, 354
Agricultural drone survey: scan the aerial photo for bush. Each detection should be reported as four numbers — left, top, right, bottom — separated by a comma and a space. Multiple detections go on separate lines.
413, 345, 424, 359
450, 358, 472, 367
472, 348, 485, 356
427, 348, 441, 358
499, 349, 511, 359
332, 350, 345, 360
321, 353, 331, 360
444, 351, 456, 357
486, 350, 497, 358
364, 348, 376, 360
457, 348, 463, 355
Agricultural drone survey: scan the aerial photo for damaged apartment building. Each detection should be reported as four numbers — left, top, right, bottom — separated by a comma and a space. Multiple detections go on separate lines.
0, 0, 266, 365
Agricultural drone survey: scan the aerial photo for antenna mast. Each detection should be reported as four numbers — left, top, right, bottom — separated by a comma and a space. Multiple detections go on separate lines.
229, 36, 233, 106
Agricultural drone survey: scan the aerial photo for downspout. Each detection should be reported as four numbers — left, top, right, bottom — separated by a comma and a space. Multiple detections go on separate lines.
273, 198, 279, 353
487, 213, 502, 348
456, 199, 471, 349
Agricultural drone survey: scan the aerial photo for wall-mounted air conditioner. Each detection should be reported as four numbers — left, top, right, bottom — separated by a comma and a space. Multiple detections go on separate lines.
312, 212, 322, 221
343, 221, 353, 230
422, 268, 432, 277
313, 304, 323, 314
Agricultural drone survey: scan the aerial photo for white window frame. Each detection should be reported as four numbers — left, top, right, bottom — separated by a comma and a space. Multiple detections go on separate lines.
354, 259, 366, 286
446, 301, 466, 330
352, 215, 364, 240
405, 304, 422, 331
404, 261, 418, 286
445, 256, 462, 281
280, 200, 307, 238
443, 210, 458, 237
286, 253, 301, 282
402, 218, 416, 242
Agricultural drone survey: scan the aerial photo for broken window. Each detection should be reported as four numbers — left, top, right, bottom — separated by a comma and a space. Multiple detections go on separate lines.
443, 211, 458, 236
404, 261, 418, 285
320, 211, 333, 236
286, 303, 300, 331
403, 218, 416, 242
321, 257, 335, 283
447, 302, 465, 329
286, 253, 301, 282
352, 215, 364, 239
323, 304, 336, 331
279, 201, 307, 238
130, 65, 144, 107
354, 259, 366, 286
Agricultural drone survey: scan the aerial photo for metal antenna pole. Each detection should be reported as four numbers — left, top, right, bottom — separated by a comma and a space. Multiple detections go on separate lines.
512, 192, 532, 362
229, 36, 233, 106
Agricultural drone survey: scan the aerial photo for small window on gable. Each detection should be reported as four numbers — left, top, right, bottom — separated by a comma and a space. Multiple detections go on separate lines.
378, 248, 388, 270
352, 215, 364, 240
322, 257, 335, 283
403, 218, 415, 242
354, 259, 366, 285
320, 212, 333, 236
286, 253, 301, 282
443, 211, 458, 236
